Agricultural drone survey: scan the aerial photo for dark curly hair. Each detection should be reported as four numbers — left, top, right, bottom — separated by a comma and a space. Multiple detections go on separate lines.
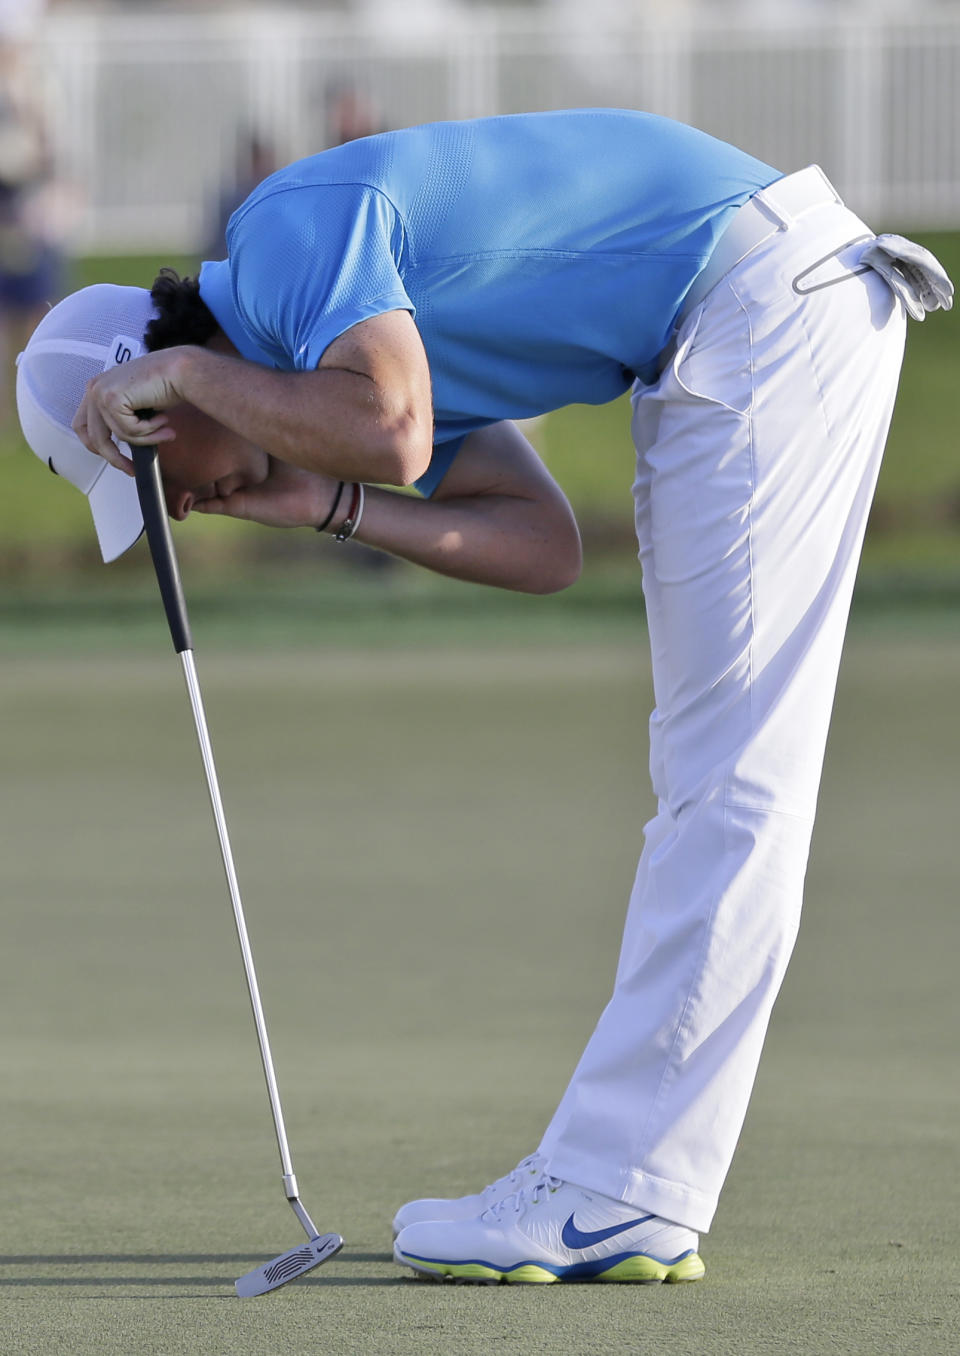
144, 268, 220, 352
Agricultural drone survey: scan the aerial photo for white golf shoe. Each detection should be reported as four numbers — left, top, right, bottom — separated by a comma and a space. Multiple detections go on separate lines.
393, 1174, 705, 1284
391, 1152, 546, 1236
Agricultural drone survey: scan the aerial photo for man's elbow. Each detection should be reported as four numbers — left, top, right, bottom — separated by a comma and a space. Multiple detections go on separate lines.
377, 408, 433, 487
524, 524, 583, 595
528, 552, 583, 595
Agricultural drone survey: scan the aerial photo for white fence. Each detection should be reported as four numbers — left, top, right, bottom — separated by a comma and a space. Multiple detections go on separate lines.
33, 6, 960, 253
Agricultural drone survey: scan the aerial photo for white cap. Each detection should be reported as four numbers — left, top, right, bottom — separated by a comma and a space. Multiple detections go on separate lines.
16, 284, 159, 562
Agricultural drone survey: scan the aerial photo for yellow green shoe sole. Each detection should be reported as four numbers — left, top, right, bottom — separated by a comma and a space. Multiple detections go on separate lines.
400, 1250, 705, 1285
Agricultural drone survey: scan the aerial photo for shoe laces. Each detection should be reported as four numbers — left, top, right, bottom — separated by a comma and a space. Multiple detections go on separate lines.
485, 1171, 563, 1222
481, 1152, 544, 1203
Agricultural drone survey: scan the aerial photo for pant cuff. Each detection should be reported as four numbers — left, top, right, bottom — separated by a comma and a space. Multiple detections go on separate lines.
541, 1146, 718, 1234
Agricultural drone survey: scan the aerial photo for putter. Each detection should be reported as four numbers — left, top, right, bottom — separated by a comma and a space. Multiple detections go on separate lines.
131, 443, 343, 1297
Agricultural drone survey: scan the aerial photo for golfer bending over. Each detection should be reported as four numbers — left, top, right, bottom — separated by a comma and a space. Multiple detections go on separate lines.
17, 109, 952, 1285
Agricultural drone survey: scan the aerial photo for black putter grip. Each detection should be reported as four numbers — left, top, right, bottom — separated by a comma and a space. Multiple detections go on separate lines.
132, 444, 194, 654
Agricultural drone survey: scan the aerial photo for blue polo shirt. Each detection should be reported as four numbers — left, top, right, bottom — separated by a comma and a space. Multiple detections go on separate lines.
199, 109, 779, 494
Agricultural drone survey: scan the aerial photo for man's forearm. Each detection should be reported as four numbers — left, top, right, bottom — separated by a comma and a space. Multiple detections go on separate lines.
175, 344, 431, 485
72, 308, 435, 483
335, 485, 580, 594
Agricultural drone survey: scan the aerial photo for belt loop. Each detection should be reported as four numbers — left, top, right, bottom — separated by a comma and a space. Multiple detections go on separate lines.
751, 187, 794, 232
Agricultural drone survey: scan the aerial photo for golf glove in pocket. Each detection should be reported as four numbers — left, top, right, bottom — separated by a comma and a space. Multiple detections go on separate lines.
861, 233, 954, 320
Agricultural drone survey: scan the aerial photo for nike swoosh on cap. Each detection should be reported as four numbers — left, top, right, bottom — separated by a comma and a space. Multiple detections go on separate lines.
560, 1211, 654, 1250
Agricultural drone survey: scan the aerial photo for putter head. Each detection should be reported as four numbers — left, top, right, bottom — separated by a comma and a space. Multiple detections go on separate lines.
235, 1231, 344, 1297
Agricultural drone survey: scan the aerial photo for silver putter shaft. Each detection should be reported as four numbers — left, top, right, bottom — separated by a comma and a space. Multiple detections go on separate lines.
131, 444, 343, 1297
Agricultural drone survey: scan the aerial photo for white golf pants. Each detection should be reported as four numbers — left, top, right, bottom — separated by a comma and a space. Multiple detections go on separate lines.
540, 174, 907, 1233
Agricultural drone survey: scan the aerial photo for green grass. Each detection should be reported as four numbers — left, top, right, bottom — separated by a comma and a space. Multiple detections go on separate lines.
0, 621, 958, 1353
1, 237, 958, 578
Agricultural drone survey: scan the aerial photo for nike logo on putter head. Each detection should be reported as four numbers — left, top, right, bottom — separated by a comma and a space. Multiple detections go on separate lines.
561, 1211, 654, 1250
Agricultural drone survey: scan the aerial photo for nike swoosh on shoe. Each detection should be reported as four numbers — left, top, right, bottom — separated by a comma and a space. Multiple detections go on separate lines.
560, 1212, 654, 1250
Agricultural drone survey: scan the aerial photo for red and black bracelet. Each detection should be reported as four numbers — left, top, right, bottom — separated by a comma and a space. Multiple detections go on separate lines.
333, 482, 366, 542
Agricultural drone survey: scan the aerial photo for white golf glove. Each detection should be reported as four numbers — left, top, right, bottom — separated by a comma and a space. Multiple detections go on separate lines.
861, 233, 954, 321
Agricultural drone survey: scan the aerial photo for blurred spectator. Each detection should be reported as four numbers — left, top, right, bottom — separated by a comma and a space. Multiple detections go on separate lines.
203, 89, 389, 268
324, 81, 387, 148
0, 29, 65, 422
202, 131, 279, 263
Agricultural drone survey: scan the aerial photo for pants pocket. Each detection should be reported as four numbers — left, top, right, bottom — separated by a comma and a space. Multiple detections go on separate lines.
670, 287, 755, 417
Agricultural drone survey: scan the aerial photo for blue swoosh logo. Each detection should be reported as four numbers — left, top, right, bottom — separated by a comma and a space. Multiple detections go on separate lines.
561, 1211, 654, 1250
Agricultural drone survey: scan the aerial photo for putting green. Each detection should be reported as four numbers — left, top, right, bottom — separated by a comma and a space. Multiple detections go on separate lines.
0, 623, 957, 1354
